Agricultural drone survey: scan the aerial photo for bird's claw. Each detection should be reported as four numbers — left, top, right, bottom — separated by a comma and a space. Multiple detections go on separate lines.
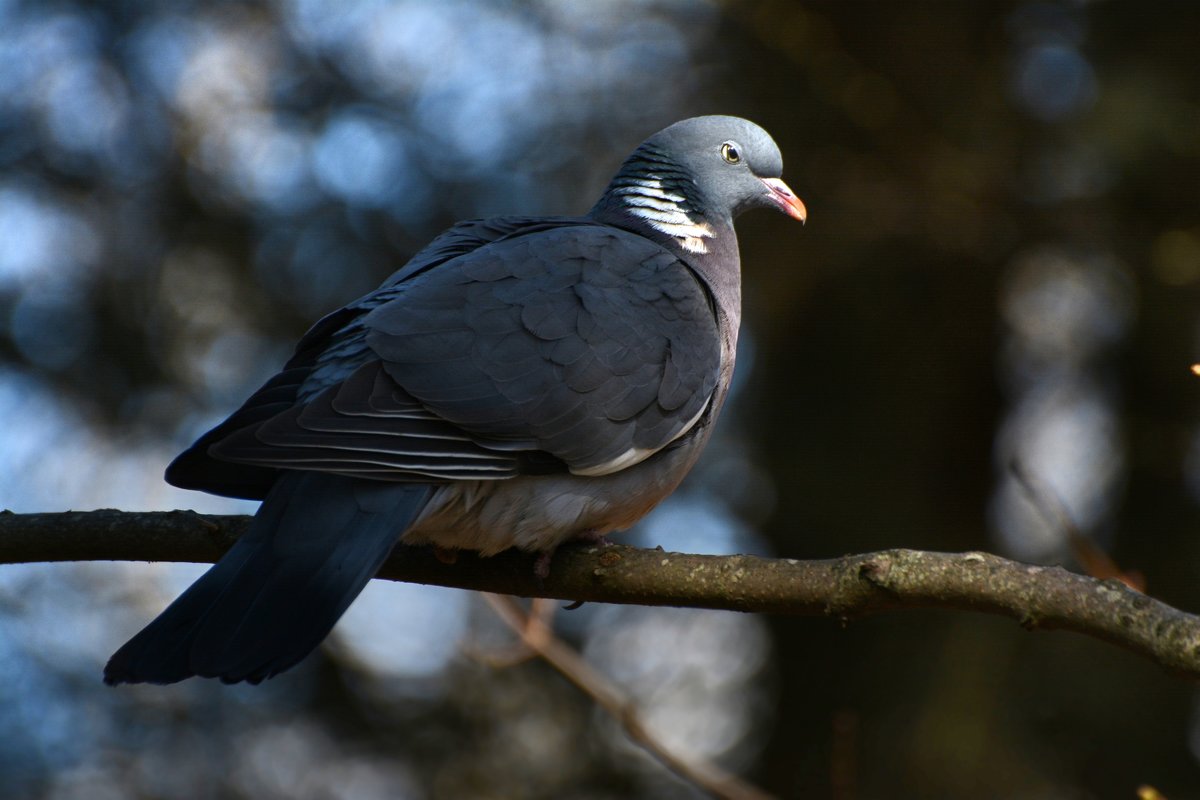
433, 546, 459, 565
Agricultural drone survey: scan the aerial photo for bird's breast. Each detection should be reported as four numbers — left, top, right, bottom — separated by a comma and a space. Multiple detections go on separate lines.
401, 424, 713, 556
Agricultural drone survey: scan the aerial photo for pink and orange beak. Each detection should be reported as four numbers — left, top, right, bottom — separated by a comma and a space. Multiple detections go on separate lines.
761, 177, 807, 223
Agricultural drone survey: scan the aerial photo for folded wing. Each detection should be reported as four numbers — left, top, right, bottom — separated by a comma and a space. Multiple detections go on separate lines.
186, 224, 723, 485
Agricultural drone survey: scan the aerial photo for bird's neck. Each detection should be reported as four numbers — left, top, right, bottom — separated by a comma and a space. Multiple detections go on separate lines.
589, 148, 743, 393
589, 144, 725, 256
591, 189, 741, 348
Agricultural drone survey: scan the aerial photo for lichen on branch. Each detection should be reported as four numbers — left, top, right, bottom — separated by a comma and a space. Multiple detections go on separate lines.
1, 509, 1198, 679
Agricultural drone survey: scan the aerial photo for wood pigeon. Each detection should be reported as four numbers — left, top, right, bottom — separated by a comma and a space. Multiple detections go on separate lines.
104, 115, 806, 685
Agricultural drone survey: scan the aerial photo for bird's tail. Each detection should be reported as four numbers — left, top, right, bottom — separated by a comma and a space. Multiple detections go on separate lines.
104, 472, 432, 685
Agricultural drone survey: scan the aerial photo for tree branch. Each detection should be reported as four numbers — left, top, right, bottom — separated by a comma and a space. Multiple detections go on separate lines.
2, 509, 1199, 679
479, 594, 776, 800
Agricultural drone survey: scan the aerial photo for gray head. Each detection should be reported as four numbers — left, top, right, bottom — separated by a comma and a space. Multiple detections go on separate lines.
591, 115, 806, 253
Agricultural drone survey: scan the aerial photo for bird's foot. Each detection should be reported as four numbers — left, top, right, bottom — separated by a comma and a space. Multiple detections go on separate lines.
573, 528, 612, 547
432, 546, 459, 565
533, 530, 611, 580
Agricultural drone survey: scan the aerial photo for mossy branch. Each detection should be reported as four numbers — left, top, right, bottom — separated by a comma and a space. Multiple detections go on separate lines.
2, 509, 1198, 679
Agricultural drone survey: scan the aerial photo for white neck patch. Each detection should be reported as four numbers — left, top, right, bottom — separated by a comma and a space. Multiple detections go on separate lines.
615, 178, 714, 254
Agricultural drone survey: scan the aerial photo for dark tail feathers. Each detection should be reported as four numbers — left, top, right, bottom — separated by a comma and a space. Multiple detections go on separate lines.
104, 472, 431, 685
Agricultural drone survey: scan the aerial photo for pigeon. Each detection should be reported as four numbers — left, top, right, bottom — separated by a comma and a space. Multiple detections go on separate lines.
104, 115, 806, 685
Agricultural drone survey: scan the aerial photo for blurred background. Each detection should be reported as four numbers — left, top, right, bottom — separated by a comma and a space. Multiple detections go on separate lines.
0, 0, 1197, 797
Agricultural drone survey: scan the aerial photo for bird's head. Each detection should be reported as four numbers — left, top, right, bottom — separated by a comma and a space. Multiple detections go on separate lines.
593, 116, 805, 255
647, 115, 807, 224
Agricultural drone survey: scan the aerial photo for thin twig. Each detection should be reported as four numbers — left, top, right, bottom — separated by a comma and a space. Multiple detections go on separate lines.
463, 597, 556, 668
1009, 460, 1144, 590
481, 593, 776, 800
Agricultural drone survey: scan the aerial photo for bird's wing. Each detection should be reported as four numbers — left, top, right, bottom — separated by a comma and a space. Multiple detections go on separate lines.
207, 224, 722, 481
164, 216, 587, 499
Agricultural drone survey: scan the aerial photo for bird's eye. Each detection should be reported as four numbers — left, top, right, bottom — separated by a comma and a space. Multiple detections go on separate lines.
721, 142, 742, 164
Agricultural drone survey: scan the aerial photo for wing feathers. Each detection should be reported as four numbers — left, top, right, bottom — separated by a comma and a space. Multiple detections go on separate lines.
364, 226, 721, 475
206, 223, 721, 483
210, 364, 521, 481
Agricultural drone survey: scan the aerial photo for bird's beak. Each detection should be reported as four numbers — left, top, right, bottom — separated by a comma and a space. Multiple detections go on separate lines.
761, 177, 807, 223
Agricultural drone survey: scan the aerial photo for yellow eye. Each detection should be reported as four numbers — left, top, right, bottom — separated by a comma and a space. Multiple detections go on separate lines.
721, 142, 742, 164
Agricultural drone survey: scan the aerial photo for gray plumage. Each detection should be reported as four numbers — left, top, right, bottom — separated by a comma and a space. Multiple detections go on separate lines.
105, 115, 806, 685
